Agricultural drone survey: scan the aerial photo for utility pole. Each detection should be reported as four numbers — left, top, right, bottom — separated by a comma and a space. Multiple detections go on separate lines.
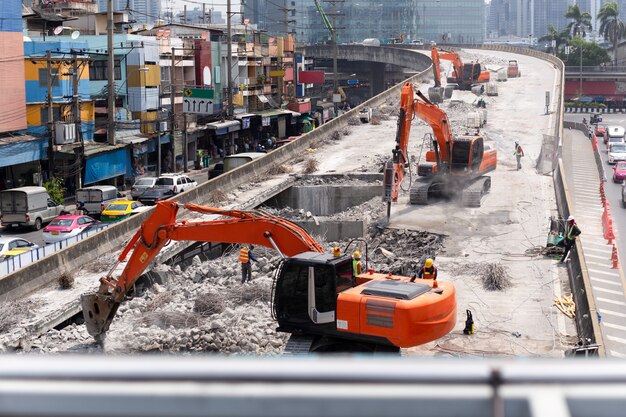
183, 113, 188, 172
170, 47, 176, 172
202, 3, 206, 24
72, 53, 83, 189
156, 86, 161, 176
226, 0, 233, 118
107, 0, 115, 145
46, 50, 55, 179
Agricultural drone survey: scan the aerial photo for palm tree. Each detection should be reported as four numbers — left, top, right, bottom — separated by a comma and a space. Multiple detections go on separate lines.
598, 1, 626, 67
539, 24, 569, 55
565, 4, 592, 39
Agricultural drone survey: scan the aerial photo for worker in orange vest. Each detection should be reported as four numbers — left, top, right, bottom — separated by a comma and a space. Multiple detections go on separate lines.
239, 244, 257, 283
352, 251, 362, 277
411, 258, 438, 282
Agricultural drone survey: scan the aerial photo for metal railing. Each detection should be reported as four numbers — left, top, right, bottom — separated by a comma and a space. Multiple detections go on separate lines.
0, 223, 111, 277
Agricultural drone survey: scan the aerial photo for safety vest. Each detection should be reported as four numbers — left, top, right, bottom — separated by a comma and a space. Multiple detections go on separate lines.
422, 266, 437, 279
239, 247, 250, 263
353, 259, 362, 276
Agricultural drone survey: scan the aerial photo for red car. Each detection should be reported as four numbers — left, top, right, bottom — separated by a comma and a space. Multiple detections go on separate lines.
596, 122, 608, 139
613, 161, 626, 183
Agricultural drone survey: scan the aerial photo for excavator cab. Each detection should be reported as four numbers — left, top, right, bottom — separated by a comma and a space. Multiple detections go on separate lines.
273, 252, 353, 334
450, 136, 484, 174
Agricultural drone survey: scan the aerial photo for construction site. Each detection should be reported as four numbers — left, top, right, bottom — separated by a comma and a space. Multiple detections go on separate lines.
0, 48, 577, 357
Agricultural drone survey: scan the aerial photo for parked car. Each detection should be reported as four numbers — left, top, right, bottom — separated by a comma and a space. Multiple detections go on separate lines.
100, 200, 150, 223
155, 174, 197, 194
76, 185, 121, 218
42, 214, 99, 244
275, 136, 300, 148
609, 143, 626, 164
0, 237, 39, 260
130, 177, 158, 199
622, 183, 626, 207
0, 186, 67, 230
137, 187, 176, 206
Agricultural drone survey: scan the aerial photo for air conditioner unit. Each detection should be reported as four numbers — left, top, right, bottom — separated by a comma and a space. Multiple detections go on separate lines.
159, 121, 168, 131
54, 123, 77, 145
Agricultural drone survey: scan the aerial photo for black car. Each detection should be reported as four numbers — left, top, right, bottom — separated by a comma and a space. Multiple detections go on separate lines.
137, 187, 175, 206
208, 163, 224, 180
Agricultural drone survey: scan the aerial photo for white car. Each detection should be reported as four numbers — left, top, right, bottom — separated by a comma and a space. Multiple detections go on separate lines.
0, 236, 39, 259
608, 143, 626, 164
155, 174, 198, 194
130, 177, 158, 199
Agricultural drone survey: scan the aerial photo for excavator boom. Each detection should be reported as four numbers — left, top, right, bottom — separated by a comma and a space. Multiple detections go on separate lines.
81, 201, 323, 338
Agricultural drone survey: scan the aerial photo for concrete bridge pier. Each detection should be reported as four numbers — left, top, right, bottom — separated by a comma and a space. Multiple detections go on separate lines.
371, 62, 386, 96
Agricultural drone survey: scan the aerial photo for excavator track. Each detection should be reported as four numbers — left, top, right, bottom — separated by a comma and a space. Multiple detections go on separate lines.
461, 176, 491, 207
409, 180, 432, 205
283, 334, 315, 355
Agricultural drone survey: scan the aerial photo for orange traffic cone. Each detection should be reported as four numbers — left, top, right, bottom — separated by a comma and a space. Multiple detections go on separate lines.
612, 245, 620, 269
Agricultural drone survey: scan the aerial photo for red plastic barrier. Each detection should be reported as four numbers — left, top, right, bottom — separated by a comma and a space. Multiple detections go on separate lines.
612, 245, 620, 269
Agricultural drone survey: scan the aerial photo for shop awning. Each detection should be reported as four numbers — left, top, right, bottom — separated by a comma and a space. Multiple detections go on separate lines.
116, 136, 151, 145
283, 109, 301, 117
84, 147, 127, 185
206, 120, 240, 135
0, 135, 47, 168
254, 109, 290, 118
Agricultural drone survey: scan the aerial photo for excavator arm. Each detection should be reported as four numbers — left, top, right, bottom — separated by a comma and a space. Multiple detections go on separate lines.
81, 201, 324, 339
430, 47, 442, 88
436, 48, 464, 84
412, 89, 453, 168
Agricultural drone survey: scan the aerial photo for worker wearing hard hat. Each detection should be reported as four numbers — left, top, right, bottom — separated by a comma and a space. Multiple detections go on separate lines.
352, 251, 362, 277
411, 258, 438, 282
239, 244, 257, 283
560, 215, 581, 263
514, 140, 524, 170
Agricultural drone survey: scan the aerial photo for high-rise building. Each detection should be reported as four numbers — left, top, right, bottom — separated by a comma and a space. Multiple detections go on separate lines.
245, 0, 484, 45
487, 0, 570, 40
97, 0, 161, 24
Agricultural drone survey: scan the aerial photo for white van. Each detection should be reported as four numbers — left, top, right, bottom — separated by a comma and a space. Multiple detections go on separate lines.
0, 186, 66, 230
605, 125, 625, 147
76, 185, 120, 217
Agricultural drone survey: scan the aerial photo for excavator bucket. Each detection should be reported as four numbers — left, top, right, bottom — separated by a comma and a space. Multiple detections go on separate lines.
427, 86, 444, 103
81, 292, 120, 339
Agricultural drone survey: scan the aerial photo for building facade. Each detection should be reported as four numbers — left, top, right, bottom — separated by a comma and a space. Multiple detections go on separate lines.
96, 0, 161, 24
487, 0, 571, 40
1, 0, 27, 133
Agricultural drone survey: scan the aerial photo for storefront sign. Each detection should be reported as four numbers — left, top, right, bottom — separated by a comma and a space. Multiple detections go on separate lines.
262, 116, 271, 127
241, 117, 251, 129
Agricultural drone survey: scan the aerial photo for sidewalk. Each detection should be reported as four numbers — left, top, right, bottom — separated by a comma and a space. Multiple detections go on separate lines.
563, 128, 626, 358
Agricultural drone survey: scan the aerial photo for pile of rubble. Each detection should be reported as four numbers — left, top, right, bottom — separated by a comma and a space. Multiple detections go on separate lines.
17, 196, 444, 354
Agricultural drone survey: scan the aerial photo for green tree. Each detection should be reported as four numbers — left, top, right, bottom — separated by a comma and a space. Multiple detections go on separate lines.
598, 1, 626, 66
43, 177, 66, 205
559, 37, 611, 67
565, 4, 592, 38
539, 24, 570, 54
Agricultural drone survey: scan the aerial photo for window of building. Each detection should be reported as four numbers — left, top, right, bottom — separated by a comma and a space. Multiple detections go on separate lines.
89, 60, 122, 81
38, 68, 60, 87
40, 107, 61, 125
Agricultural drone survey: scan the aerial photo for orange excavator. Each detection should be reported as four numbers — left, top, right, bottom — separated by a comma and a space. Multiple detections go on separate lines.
431, 47, 490, 94
383, 83, 497, 213
81, 202, 456, 353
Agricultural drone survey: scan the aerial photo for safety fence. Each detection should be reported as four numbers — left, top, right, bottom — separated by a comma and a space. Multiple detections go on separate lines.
0, 223, 111, 277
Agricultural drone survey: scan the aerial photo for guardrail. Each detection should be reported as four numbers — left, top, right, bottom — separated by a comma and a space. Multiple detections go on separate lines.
0, 224, 111, 277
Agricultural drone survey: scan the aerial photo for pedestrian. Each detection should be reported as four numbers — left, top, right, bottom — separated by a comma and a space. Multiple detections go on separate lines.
411, 258, 438, 282
239, 244, 257, 283
352, 250, 362, 277
514, 140, 524, 170
560, 215, 582, 263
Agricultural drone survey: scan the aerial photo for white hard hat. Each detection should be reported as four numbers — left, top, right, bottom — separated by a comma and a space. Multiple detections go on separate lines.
567, 215, 574, 221
515, 140, 519, 145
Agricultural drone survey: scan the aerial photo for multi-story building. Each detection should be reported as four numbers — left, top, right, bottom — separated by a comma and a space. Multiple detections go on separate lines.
0, 0, 31, 190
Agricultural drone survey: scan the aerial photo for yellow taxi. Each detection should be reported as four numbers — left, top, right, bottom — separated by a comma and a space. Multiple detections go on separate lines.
100, 199, 150, 223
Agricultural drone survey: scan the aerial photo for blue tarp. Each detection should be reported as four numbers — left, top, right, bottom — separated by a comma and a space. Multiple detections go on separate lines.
84, 148, 126, 184
0, 138, 47, 168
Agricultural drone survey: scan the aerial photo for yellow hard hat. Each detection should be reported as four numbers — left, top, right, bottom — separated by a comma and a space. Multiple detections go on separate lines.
424, 258, 433, 268
353, 250, 361, 259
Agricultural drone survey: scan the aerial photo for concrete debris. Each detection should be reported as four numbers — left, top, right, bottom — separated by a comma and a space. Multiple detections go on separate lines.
447, 262, 512, 291
0, 299, 38, 333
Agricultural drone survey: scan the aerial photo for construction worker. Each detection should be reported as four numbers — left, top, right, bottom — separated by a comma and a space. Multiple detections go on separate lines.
239, 244, 257, 283
514, 140, 524, 170
352, 251, 362, 277
411, 258, 437, 282
560, 216, 581, 263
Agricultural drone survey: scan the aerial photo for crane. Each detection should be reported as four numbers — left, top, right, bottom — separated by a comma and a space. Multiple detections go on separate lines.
81, 201, 456, 353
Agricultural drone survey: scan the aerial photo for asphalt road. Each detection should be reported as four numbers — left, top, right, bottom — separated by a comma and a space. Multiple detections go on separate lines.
0, 164, 215, 248
565, 113, 626, 265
